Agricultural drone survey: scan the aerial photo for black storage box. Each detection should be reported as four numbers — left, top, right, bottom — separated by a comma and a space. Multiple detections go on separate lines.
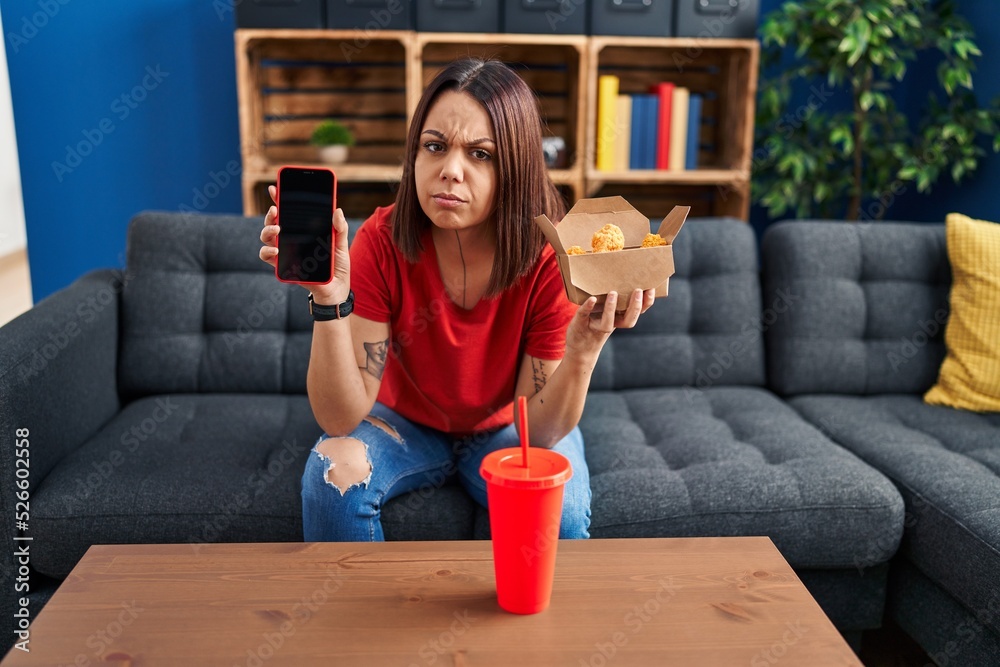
504, 0, 587, 35
416, 0, 501, 33
590, 0, 672, 37
674, 0, 758, 38
328, 0, 413, 29
236, 0, 325, 28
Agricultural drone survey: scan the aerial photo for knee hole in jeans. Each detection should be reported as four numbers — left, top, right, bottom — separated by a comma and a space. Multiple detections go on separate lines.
314, 437, 373, 496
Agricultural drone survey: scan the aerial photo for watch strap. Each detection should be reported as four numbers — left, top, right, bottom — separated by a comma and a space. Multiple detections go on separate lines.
309, 290, 354, 321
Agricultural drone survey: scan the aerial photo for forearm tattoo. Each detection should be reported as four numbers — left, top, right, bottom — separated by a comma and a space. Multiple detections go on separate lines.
361, 339, 389, 380
531, 358, 548, 394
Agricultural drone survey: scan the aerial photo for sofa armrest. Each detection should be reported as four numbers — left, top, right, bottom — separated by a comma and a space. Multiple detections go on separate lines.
0, 267, 123, 496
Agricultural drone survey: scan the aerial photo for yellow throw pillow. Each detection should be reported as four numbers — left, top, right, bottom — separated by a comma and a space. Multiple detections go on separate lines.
924, 213, 1000, 412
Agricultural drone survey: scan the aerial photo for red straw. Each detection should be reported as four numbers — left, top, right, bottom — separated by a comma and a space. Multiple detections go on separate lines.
517, 395, 529, 467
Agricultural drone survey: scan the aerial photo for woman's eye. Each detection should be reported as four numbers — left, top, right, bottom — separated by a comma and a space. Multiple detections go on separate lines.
472, 149, 492, 161
423, 141, 444, 153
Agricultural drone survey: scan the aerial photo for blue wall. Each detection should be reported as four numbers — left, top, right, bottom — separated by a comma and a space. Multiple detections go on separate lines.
3, 0, 242, 301
5, 0, 1000, 301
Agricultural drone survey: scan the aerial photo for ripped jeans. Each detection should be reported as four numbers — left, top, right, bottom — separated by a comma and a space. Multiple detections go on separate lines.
301, 402, 591, 542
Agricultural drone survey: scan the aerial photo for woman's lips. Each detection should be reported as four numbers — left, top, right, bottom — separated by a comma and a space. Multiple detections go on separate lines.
432, 194, 465, 208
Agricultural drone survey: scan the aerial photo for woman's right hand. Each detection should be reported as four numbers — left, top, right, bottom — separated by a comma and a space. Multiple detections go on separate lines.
258, 184, 351, 305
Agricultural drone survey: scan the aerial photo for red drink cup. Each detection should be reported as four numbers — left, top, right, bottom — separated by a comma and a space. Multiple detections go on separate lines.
480, 447, 573, 614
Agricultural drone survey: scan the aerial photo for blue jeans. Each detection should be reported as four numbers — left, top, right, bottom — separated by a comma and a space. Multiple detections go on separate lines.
301, 403, 591, 542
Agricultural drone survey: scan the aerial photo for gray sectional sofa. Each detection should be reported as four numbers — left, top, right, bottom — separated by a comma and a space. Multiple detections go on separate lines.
1, 210, 996, 663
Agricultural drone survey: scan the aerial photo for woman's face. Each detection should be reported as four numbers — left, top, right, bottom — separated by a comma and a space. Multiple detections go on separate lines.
414, 89, 498, 234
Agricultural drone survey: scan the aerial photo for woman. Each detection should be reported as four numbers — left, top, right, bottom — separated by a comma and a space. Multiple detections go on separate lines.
258, 58, 655, 542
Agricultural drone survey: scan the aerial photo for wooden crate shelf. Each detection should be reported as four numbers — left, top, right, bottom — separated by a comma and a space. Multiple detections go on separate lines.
586, 36, 758, 218
236, 29, 412, 213
236, 30, 758, 220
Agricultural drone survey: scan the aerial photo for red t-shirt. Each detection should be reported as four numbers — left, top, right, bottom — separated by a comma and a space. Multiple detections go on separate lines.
349, 205, 576, 436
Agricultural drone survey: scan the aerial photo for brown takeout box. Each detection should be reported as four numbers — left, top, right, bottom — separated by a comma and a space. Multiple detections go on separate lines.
534, 196, 689, 306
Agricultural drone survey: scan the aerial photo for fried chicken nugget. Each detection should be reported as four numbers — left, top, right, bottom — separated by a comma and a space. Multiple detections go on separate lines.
592, 223, 625, 253
641, 233, 667, 248
566, 245, 587, 255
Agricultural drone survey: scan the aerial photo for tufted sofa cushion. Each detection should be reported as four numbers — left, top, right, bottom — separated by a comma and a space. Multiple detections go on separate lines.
761, 221, 951, 396
30, 393, 479, 577
581, 386, 904, 569
119, 212, 315, 398
790, 394, 1000, 638
590, 217, 766, 391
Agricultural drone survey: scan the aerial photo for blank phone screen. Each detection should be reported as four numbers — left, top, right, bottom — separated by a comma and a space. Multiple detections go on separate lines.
277, 168, 334, 283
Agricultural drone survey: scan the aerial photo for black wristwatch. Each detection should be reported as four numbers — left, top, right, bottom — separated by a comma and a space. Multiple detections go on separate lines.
308, 290, 354, 321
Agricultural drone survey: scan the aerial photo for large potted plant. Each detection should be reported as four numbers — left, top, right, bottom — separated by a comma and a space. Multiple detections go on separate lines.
753, 0, 1000, 221
311, 119, 355, 165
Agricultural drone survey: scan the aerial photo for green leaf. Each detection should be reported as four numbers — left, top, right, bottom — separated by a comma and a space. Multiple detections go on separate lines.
839, 34, 858, 56
952, 162, 964, 181
777, 154, 797, 176
917, 172, 931, 192
815, 182, 832, 203
830, 125, 853, 154
942, 68, 957, 96
850, 20, 873, 66
954, 39, 982, 60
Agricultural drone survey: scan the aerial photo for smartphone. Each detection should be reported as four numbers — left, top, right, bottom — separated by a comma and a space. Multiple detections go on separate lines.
275, 166, 337, 284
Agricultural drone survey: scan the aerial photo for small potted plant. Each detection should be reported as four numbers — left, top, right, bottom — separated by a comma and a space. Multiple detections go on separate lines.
311, 119, 354, 165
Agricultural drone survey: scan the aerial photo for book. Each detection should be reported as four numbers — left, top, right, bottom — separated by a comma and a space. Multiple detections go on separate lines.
630, 95, 645, 170
668, 86, 689, 171
644, 94, 659, 169
630, 94, 657, 169
686, 93, 703, 170
616, 95, 632, 172
596, 75, 620, 171
650, 82, 674, 170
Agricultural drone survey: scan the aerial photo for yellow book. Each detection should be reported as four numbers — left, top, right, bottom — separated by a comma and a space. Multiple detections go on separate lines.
596, 75, 619, 171
616, 95, 632, 172
668, 86, 689, 171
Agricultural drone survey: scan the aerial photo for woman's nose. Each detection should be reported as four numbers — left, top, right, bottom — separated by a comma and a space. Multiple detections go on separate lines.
439, 152, 463, 182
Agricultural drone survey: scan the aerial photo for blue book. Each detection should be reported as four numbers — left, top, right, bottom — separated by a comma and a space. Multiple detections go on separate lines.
686, 93, 703, 170
630, 96, 645, 170
644, 94, 659, 169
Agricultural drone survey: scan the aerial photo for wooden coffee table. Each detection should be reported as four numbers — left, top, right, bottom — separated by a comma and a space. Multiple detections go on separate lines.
2, 537, 861, 666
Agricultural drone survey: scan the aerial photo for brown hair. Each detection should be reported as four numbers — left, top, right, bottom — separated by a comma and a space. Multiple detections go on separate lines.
391, 58, 566, 297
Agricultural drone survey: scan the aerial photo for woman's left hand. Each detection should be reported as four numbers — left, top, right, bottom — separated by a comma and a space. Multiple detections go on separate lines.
564, 288, 656, 363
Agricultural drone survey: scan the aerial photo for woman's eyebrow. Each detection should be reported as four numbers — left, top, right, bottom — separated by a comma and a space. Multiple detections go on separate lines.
421, 129, 495, 145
